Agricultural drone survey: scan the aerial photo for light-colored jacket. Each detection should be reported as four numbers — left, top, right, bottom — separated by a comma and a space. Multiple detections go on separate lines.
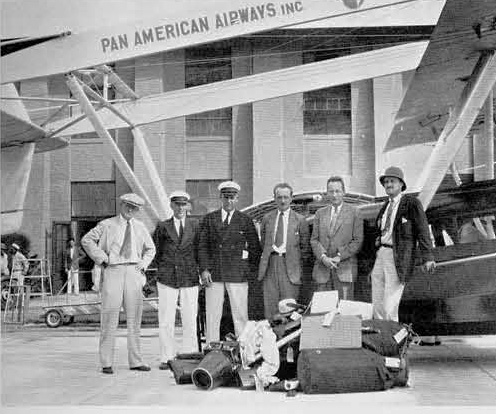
81, 216, 156, 270
311, 203, 363, 283
11, 251, 29, 276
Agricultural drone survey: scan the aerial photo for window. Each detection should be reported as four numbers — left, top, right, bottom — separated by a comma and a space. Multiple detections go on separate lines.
303, 85, 351, 136
302, 85, 352, 176
185, 45, 233, 180
71, 182, 116, 218
186, 179, 226, 216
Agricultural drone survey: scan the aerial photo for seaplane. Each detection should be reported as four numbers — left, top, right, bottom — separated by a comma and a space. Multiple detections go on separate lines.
1, 0, 495, 335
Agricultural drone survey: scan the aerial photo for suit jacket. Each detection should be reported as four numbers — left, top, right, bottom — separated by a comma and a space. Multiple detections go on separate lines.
374, 194, 434, 284
152, 217, 199, 288
81, 215, 156, 269
311, 203, 363, 283
63, 246, 86, 271
198, 209, 261, 283
258, 209, 311, 284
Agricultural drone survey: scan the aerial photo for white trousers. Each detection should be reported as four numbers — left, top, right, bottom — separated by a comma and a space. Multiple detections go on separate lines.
67, 269, 79, 295
371, 247, 405, 322
100, 264, 144, 368
157, 282, 198, 362
205, 281, 248, 343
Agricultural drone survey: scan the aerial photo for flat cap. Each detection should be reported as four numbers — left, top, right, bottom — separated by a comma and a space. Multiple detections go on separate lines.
11, 243, 20, 250
218, 181, 240, 193
170, 191, 190, 204
379, 166, 407, 191
119, 193, 145, 208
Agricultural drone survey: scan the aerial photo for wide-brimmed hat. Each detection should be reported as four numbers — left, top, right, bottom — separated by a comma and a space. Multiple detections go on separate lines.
379, 166, 407, 191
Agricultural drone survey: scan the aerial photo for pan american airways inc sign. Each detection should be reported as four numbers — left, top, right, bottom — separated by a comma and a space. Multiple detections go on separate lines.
100, 2, 303, 53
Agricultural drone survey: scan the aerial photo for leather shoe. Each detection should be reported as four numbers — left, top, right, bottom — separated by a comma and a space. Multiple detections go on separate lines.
159, 362, 170, 371
102, 367, 113, 374
130, 365, 151, 371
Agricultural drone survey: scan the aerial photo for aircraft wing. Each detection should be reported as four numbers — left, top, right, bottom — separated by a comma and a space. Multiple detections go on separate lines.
1, 83, 68, 152
1, 0, 429, 84
384, 0, 496, 151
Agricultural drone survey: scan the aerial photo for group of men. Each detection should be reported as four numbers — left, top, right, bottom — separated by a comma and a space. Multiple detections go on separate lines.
81, 165, 436, 375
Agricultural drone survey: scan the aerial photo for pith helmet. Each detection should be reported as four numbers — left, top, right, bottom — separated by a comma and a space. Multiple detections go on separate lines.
379, 166, 407, 191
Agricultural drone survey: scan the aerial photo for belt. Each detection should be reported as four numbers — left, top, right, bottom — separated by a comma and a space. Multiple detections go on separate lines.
108, 262, 138, 267
380, 244, 393, 249
270, 252, 286, 257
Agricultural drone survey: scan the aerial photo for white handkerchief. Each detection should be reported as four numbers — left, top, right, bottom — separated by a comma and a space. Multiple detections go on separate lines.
401, 217, 408, 224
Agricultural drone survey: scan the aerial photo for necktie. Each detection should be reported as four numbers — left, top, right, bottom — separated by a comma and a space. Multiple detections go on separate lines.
223, 212, 230, 229
179, 220, 184, 241
382, 200, 394, 235
274, 212, 284, 247
329, 207, 338, 234
120, 220, 132, 259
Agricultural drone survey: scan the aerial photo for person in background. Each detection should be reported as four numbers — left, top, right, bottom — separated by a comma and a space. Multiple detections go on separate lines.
82, 193, 156, 375
371, 166, 436, 322
1, 243, 9, 277
10, 243, 29, 286
258, 182, 310, 319
152, 191, 200, 370
198, 181, 261, 343
311, 176, 363, 300
64, 238, 86, 296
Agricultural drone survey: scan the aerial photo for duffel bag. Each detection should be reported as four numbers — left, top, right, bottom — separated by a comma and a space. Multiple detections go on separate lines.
297, 348, 396, 394
361, 319, 413, 357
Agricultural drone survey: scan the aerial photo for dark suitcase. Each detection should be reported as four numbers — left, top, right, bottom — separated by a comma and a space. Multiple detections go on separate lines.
168, 354, 203, 385
297, 348, 396, 394
361, 319, 413, 357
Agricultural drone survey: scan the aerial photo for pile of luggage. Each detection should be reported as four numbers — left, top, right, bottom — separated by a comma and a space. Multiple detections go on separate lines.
168, 291, 415, 395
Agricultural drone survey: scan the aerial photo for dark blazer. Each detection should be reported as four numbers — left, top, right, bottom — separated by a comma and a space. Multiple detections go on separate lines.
198, 209, 261, 283
152, 217, 200, 288
375, 194, 434, 284
258, 209, 310, 284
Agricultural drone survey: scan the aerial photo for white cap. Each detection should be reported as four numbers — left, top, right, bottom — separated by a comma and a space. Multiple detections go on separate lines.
11, 243, 20, 250
218, 181, 241, 193
170, 191, 190, 204
278, 298, 298, 315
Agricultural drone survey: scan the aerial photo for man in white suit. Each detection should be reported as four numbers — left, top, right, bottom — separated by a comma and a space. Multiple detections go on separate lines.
311, 176, 363, 300
82, 193, 156, 375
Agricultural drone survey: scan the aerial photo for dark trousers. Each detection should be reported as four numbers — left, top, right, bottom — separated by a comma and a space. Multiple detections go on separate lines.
263, 255, 300, 319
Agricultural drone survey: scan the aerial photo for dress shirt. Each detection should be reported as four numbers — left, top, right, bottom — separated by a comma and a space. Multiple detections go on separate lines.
114, 215, 139, 264
330, 203, 343, 221
273, 209, 289, 253
221, 209, 234, 225
380, 193, 402, 246
173, 217, 185, 237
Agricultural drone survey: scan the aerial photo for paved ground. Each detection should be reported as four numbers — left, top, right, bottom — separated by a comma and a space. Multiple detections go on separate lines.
2, 323, 496, 413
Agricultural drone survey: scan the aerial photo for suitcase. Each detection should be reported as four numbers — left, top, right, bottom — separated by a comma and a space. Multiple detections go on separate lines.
297, 348, 396, 394
168, 354, 203, 385
361, 319, 413, 357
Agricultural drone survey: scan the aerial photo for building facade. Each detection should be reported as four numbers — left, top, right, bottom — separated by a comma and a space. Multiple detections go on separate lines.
15, 27, 481, 290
